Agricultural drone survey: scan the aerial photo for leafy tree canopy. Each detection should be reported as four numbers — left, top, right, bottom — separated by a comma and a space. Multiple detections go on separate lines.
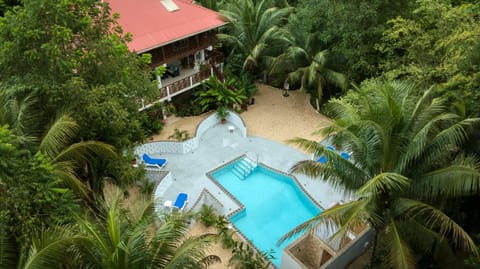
0, 0, 157, 149
377, 0, 480, 116
0, 125, 80, 260
291, 0, 414, 82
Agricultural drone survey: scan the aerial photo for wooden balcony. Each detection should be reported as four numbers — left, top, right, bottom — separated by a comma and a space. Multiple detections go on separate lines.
159, 68, 211, 100
139, 66, 217, 111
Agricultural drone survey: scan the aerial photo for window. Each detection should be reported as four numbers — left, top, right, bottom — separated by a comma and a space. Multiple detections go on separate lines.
160, 0, 179, 12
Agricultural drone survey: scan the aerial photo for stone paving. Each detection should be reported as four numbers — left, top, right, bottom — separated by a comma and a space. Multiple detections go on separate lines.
151, 121, 345, 215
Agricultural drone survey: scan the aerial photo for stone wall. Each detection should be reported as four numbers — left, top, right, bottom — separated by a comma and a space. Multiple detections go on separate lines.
134, 111, 247, 157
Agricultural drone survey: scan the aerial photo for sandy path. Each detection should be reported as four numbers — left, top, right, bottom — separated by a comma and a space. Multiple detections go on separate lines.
151, 83, 331, 146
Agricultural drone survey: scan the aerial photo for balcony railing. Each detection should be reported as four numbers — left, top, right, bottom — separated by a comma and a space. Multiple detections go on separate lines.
159, 69, 211, 99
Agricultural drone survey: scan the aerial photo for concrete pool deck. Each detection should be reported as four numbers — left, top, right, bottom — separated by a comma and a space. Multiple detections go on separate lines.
151, 121, 344, 215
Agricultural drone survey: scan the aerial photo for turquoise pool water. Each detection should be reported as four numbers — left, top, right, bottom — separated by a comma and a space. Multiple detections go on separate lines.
211, 158, 322, 267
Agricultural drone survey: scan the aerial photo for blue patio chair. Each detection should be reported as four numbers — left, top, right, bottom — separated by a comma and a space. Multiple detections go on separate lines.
173, 192, 189, 210
341, 152, 350, 160
142, 153, 167, 168
317, 146, 335, 163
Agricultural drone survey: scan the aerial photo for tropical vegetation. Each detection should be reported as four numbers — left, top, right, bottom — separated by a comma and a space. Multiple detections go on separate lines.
3, 189, 218, 268
218, 0, 292, 74
2, 0, 480, 267
197, 76, 248, 113
285, 80, 480, 268
269, 31, 347, 109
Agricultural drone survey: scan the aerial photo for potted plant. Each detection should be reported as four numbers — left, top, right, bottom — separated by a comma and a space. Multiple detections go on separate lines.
216, 106, 229, 124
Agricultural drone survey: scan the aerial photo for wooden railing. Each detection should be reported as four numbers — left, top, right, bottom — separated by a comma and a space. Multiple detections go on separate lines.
159, 69, 211, 99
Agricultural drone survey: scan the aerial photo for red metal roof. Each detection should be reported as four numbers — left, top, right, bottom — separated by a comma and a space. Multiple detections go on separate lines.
105, 0, 226, 53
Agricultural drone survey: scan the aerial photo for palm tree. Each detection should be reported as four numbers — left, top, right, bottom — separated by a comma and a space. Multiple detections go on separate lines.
282, 80, 480, 268
0, 89, 115, 203
269, 31, 347, 110
18, 192, 217, 269
218, 0, 291, 73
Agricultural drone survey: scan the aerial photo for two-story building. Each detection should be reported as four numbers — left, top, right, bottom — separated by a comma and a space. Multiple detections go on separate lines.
105, 0, 227, 109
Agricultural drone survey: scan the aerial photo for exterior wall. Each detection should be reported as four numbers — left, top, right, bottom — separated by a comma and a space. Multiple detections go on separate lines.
134, 111, 247, 158
148, 30, 218, 67
146, 170, 169, 183
153, 171, 173, 213
226, 112, 247, 138
281, 228, 374, 269
323, 229, 374, 269
281, 248, 307, 269
190, 188, 226, 215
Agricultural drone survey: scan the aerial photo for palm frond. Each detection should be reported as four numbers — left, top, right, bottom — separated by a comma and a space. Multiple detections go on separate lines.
397, 113, 458, 172
413, 155, 480, 199
52, 140, 116, 165
39, 114, 79, 160
384, 218, 416, 269
417, 117, 480, 171
201, 255, 222, 268
77, 218, 111, 257
324, 99, 360, 123
51, 160, 91, 201
357, 173, 410, 198
286, 137, 323, 154
323, 69, 348, 89
0, 227, 18, 269
395, 198, 478, 254
150, 213, 191, 267
398, 216, 455, 260
23, 227, 90, 269
164, 234, 216, 269
278, 199, 368, 245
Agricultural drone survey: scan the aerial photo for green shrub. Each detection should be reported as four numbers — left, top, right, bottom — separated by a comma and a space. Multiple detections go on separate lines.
174, 99, 203, 117
168, 128, 190, 141
215, 216, 237, 249
197, 204, 217, 227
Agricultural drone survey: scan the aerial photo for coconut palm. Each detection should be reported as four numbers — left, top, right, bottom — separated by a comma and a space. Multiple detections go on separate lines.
269, 31, 347, 110
218, 0, 291, 72
18, 192, 217, 269
282, 80, 480, 268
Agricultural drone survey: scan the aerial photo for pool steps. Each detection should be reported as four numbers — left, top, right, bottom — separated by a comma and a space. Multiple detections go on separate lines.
233, 158, 257, 180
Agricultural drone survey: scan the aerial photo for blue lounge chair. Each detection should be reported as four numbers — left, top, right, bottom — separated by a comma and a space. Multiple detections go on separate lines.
341, 152, 350, 160
317, 156, 327, 163
173, 192, 189, 210
317, 146, 335, 163
142, 153, 167, 168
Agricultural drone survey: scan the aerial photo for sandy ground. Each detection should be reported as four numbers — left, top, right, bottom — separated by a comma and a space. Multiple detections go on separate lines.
187, 223, 235, 269
151, 83, 331, 148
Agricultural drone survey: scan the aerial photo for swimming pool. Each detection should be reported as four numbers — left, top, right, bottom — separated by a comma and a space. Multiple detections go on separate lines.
211, 157, 322, 267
